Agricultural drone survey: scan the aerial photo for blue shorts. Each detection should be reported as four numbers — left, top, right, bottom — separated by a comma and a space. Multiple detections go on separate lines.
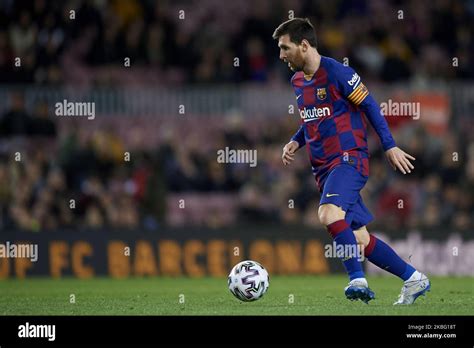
319, 164, 373, 230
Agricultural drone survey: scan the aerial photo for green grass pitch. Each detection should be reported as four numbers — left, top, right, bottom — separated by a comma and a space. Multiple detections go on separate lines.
0, 276, 472, 315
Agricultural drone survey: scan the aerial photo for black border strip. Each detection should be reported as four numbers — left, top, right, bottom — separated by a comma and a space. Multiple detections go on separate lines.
0, 315, 472, 345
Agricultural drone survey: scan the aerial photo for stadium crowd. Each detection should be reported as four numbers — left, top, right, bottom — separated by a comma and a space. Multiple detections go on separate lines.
0, 0, 473, 86
0, 93, 472, 231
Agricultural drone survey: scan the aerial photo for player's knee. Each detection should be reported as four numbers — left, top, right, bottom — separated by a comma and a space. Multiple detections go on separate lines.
318, 204, 345, 226
354, 227, 370, 247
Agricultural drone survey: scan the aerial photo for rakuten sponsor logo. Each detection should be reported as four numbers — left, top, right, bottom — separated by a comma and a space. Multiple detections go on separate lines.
299, 106, 331, 122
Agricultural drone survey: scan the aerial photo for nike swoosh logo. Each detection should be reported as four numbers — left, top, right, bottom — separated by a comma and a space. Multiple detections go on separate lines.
326, 193, 339, 197
296, 94, 302, 100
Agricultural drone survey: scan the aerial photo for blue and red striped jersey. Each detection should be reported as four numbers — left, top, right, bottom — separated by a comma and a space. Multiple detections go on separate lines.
290, 56, 396, 190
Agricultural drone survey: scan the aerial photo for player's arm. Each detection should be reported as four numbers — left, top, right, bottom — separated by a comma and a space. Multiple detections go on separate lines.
282, 124, 305, 165
356, 95, 415, 174
337, 66, 415, 174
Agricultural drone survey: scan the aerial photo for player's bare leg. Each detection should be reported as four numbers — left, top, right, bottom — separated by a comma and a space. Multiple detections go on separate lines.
353, 226, 370, 249
318, 203, 345, 226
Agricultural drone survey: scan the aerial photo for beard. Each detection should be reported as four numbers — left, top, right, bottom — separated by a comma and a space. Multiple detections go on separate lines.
288, 60, 302, 72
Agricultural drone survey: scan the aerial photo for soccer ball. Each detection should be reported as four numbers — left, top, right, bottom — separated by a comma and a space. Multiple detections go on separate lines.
228, 260, 269, 301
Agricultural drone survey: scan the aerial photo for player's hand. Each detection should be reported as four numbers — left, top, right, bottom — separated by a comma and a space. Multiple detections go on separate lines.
385, 147, 415, 174
282, 140, 299, 165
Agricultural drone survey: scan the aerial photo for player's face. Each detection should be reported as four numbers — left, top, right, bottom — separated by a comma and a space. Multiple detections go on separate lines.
278, 34, 304, 71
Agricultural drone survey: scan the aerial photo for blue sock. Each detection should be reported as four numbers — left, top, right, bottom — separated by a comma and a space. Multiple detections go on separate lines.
364, 234, 416, 281
327, 220, 365, 281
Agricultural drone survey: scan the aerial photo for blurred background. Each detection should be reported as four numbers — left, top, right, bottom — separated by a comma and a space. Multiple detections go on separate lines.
0, 0, 473, 277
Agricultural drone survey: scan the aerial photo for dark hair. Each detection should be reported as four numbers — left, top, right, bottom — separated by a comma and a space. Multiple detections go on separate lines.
272, 18, 317, 48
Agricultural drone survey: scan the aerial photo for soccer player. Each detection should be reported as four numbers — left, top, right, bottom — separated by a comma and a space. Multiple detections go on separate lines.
273, 18, 430, 304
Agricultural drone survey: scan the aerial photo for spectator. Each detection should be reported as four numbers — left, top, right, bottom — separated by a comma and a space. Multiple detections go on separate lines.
0, 92, 32, 136
30, 101, 57, 137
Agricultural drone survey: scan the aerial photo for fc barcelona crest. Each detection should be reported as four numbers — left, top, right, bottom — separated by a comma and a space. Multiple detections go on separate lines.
317, 88, 327, 100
